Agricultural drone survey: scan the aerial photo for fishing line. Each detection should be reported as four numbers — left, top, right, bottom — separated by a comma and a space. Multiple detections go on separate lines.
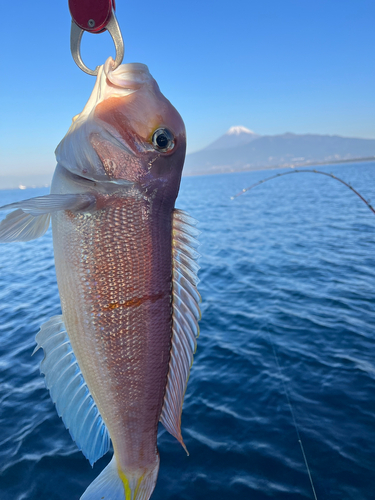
231, 168, 375, 215
263, 324, 318, 500
233, 167, 374, 499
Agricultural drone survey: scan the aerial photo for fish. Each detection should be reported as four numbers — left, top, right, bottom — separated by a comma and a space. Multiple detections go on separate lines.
0, 58, 201, 500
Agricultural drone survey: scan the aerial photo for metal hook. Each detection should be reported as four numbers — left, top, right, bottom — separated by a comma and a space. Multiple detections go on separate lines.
70, 10, 124, 76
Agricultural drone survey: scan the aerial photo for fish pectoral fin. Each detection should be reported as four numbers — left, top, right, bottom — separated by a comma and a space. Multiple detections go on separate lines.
160, 209, 201, 452
0, 193, 96, 242
0, 209, 51, 242
0, 193, 96, 216
34, 315, 111, 466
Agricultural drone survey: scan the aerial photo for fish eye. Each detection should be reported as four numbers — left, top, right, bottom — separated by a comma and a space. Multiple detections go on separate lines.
152, 128, 175, 153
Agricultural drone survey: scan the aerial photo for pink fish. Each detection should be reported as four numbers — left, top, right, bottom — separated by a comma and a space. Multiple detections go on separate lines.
0, 58, 200, 500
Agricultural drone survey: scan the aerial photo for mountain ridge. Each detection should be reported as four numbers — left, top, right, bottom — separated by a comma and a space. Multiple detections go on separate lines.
184, 127, 375, 176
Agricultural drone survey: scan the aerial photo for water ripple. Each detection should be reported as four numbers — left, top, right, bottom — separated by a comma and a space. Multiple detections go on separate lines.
1, 165, 375, 499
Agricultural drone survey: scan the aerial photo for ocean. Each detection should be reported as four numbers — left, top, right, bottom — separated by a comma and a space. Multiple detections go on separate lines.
0, 161, 375, 499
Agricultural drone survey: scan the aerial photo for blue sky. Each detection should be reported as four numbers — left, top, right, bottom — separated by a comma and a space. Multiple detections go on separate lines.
0, 0, 374, 184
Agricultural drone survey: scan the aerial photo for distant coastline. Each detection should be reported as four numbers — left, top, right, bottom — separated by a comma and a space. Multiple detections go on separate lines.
183, 127, 375, 177
182, 155, 375, 177
0, 156, 374, 190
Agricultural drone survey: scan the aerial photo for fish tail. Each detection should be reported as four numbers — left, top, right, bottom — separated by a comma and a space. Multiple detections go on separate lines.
80, 454, 160, 500
118, 458, 160, 500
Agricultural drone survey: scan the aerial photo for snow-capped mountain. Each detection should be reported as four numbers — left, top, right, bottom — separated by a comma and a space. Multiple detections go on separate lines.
204, 126, 261, 151
183, 129, 375, 176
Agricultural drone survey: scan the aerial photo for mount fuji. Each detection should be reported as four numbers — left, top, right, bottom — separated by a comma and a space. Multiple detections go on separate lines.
203, 126, 261, 151
183, 126, 375, 176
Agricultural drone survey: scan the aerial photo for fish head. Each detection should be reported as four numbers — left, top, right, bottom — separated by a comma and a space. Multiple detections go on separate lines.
56, 58, 186, 202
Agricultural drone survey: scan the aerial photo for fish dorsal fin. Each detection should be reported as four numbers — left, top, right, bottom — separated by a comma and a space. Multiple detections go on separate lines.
34, 315, 111, 465
160, 209, 201, 451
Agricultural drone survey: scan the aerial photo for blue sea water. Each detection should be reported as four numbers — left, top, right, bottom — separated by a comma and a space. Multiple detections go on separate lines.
0, 161, 375, 500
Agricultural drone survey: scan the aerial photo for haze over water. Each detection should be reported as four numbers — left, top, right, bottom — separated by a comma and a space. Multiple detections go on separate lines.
0, 161, 375, 499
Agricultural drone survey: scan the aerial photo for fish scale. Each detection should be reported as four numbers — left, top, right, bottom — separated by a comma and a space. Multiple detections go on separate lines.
52, 196, 173, 471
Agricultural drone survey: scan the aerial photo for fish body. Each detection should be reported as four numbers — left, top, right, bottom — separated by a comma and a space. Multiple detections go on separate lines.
52, 166, 173, 486
0, 59, 200, 499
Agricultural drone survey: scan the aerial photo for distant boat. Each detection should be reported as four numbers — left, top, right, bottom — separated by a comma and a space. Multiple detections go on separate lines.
18, 185, 26, 190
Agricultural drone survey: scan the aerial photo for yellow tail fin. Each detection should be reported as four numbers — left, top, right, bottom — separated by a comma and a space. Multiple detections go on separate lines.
80, 454, 160, 500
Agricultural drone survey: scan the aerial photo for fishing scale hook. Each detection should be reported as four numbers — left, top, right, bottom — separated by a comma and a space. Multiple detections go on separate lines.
69, 0, 124, 76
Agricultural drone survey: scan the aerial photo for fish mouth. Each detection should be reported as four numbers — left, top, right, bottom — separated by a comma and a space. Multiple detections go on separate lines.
93, 59, 157, 156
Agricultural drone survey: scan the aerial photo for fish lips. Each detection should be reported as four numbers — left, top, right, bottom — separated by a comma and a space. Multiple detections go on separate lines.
56, 64, 186, 190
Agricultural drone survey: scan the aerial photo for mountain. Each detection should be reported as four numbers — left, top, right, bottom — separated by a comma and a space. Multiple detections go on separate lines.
203, 126, 261, 151
184, 128, 375, 176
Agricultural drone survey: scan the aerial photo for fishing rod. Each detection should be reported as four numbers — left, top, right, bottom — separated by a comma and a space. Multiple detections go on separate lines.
231, 168, 375, 215
231, 165, 375, 500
